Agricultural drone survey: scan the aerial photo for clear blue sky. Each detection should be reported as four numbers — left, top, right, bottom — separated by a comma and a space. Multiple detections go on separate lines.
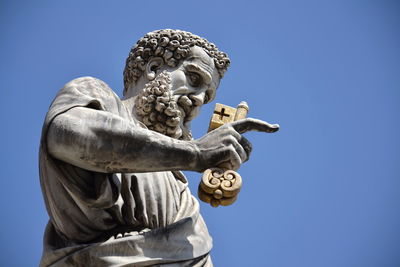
1, 1, 399, 266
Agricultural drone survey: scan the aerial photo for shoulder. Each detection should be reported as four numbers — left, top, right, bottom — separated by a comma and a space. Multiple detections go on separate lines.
61, 76, 118, 99
44, 77, 125, 126
64, 76, 111, 90
50, 76, 123, 111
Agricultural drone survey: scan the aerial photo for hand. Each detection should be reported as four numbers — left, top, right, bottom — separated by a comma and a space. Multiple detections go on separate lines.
191, 118, 279, 172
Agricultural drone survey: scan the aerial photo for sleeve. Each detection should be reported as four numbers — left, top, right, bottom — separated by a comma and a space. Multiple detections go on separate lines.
39, 77, 127, 242
44, 77, 120, 128
40, 77, 123, 210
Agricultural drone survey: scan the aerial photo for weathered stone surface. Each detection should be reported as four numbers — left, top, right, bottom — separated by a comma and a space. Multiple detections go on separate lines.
39, 29, 279, 266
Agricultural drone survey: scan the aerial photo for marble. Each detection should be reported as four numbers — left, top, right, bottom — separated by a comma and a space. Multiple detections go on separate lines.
39, 29, 279, 266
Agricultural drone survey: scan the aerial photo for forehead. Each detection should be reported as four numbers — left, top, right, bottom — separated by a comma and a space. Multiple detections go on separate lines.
183, 46, 220, 87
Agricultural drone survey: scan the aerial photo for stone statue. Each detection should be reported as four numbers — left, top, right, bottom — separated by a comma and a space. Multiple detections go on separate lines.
39, 29, 279, 266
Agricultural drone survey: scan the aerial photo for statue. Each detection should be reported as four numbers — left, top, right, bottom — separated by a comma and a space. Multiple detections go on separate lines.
39, 29, 279, 266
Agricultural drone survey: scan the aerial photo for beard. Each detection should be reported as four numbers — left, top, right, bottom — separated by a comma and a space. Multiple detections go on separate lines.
134, 71, 198, 140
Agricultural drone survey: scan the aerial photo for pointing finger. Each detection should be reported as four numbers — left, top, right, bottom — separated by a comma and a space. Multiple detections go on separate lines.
231, 118, 280, 134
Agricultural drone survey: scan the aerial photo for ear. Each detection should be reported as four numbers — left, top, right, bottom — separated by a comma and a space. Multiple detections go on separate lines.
146, 57, 164, 80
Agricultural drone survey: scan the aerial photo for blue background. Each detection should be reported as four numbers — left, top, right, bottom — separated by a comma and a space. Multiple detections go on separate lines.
1, 1, 399, 266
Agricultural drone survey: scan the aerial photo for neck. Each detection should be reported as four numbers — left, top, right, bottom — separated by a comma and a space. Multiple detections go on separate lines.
122, 78, 148, 118
121, 96, 137, 119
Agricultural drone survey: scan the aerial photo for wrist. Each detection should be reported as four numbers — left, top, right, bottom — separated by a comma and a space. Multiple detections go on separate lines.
185, 140, 201, 172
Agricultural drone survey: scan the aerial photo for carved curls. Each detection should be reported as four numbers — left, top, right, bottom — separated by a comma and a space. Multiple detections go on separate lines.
134, 71, 184, 139
123, 29, 230, 93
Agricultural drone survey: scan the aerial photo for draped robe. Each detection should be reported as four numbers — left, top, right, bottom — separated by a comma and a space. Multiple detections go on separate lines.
39, 77, 212, 266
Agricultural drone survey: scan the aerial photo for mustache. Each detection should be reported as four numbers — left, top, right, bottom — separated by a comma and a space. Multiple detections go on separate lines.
176, 95, 200, 122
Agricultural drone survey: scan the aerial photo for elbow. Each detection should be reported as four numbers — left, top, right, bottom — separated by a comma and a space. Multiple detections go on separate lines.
46, 114, 88, 164
46, 113, 115, 173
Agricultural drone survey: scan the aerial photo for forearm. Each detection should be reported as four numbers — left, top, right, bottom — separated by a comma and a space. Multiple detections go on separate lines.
47, 107, 199, 173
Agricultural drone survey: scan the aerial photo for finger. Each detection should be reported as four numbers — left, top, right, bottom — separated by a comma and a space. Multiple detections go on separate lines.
221, 135, 247, 164
216, 144, 242, 171
227, 145, 241, 171
231, 140, 247, 164
238, 135, 252, 162
231, 118, 280, 134
223, 126, 253, 162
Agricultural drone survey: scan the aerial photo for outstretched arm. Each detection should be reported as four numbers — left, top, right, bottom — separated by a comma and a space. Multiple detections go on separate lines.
47, 107, 279, 173
47, 107, 199, 173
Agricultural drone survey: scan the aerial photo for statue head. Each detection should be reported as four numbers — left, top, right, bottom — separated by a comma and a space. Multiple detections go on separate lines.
123, 29, 230, 140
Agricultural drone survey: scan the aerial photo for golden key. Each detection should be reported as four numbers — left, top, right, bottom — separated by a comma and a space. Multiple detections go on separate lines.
198, 102, 249, 207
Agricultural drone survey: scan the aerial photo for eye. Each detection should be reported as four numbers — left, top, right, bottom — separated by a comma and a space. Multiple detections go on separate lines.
187, 72, 202, 87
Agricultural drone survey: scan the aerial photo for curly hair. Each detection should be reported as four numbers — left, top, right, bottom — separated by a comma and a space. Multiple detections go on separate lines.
123, 29, 230, 93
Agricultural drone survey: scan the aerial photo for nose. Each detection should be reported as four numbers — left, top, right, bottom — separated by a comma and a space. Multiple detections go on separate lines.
189, 91, 206, 107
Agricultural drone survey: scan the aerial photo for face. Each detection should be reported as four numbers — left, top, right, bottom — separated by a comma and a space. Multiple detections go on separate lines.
132, 46, 220, 140
160, 46, 220, 122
